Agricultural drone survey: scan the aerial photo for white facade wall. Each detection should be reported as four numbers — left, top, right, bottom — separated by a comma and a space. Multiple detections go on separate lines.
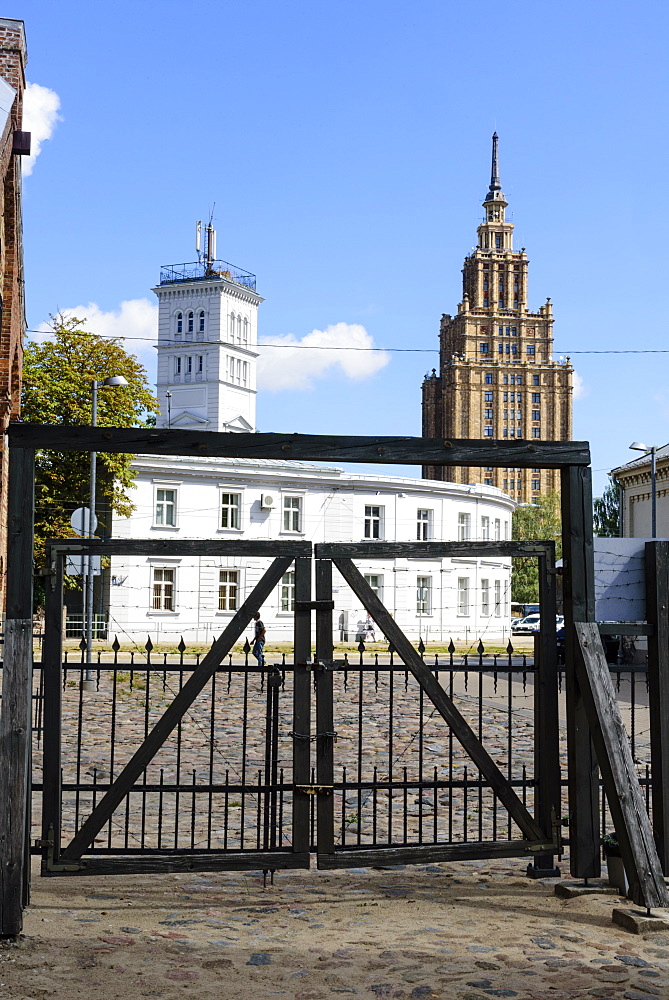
109, 457, 515, 646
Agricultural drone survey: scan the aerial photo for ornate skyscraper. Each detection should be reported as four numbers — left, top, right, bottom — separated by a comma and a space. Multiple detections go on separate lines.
422, 135, 573, 500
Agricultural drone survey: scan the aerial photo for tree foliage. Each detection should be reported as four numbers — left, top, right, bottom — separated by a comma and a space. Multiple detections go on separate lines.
21, 315, 158, 568
511, 492, 562, 604
593, 474, 620, 537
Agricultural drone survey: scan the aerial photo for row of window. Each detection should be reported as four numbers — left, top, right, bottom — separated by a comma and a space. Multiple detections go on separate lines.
480, 343, 537, 356
172, 311, 252, 346
176, 310, 206, 335
483, 392, 541, 404
484, 374, 542, 385
156, 490, 510, 540
486, 427, 541, 439
226, 356, 249, 386
174, 355, 204, 377
151, 567, 509, 618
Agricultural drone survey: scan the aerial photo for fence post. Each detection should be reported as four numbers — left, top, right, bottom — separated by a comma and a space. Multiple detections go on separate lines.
292, 556, 312, 858
40, 550, 64, 869
315, 558, 335, 861
0, 446, 35, 937
646, 540, 669, 873
560, 464, 600, 880
527, 548, 561, 877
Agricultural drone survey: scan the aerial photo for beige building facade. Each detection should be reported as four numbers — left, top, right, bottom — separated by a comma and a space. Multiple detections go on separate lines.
422, 134, 572, 500
612, 445, 669, 538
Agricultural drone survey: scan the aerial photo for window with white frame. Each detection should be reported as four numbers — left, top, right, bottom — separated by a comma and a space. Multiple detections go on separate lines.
416, 508, 432, 540
174, 356, 182, 377
283, 496, 303, 532
504, 581, 509, 616
155, 488, 177, 526
152, 567, 175, 611
229, 313, 235, 341
242, 361, 248, 386
416, 576, 432, 614
281, 570, 295, 611
197, 355, 204, 374
187, 310, 194, 333
481, 578, 490, 615
237, 315, 242, 342
218, 570, 238, 611
504, 520, 509, 540
494, 580, 501, 616
364, 574, 383, 602
457, 512, 471, 541
186, 356, 193, 375
364, 505, 383, 539
243, 318, 248, 345
220, 492, 241, 529
481, 515, 490, 540
457, 577, 470, 615
494, 518, 501, 541
176, 312, 183, 335
198, 310, 205, 333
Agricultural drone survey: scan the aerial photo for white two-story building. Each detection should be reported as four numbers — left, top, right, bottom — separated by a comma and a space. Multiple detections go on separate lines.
108, 231, 515, 646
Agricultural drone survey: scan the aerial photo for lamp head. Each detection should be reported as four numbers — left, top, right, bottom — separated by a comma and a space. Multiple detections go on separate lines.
103, 375, 129, 388
629, 442, 650, 453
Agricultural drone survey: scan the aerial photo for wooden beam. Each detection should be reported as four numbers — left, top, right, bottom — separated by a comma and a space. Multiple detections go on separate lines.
316, 541, 553, 560
43, 851, 311, 877
646, 541, 669, 874
561, 464, 600, 880
574, 622, 669, 909
333, 557, 548, 844
62, 556, 294, 860
0, 447, 35, 938
47, 539, 312, 559
317, 839, 555, 870
9, 424, 591, 468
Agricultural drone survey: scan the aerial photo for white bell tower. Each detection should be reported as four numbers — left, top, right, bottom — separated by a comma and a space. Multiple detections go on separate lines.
153, 221, 263, 432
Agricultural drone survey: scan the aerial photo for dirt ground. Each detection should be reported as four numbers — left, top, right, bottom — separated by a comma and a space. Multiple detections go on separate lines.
2, 857, 669, 1000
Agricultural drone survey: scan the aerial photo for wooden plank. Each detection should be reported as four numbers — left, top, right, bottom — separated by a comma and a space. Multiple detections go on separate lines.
574, 622, 669, 909
43, 851, 311, 877
317, 840, 553, 870
0, 446, 35, 938
316, 541, 553, 560
62, 556, 294, 860
646, 541, 669, 873
315, 559, 335, 858
561, 464, 600, 880
333, 557, 548, 844
291, 556, 312, 856
48, 539, 313, 559
528, 550, 561, 876
9, 424, 591, 468
40, 555, 64, 865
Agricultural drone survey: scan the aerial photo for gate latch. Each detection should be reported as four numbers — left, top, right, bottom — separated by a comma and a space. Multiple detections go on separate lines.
295, 784, 334, 796
40, 824, 87, 872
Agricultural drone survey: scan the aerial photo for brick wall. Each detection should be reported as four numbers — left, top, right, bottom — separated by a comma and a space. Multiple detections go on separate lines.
0, 19, 27, 611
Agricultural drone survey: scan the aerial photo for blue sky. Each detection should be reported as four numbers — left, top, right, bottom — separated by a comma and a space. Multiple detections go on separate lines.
15, 0, 669, 496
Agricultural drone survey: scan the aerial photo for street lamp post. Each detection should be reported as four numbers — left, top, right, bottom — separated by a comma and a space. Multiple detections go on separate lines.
629, 441, 657, 538
83, 376, 128, 690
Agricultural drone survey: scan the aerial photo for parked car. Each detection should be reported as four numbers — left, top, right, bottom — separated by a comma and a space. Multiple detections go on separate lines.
511, 613, 542, 634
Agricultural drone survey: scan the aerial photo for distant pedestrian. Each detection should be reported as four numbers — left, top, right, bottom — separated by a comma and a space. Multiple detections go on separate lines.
252, 612, 266, 667
365, 614, 376, 642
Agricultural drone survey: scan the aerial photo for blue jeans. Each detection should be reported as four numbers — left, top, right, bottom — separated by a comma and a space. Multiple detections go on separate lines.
252, 638, 265, 667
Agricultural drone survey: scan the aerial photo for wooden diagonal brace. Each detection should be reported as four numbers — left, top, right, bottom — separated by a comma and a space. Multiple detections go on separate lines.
62, 555, 295, 860
333, 557, 549, 845
575, 622, 669, 909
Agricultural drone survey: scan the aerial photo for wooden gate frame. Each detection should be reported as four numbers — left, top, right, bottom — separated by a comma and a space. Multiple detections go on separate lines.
1, 426, 667, 936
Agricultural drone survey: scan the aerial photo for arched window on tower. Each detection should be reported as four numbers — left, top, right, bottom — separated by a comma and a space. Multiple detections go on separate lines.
243, 318, 248, 345
198, 310, 205, 333
230, 313, 235, 341
187, 310, 194, 333
176, 312, 183, 335
237, 315, 242, 343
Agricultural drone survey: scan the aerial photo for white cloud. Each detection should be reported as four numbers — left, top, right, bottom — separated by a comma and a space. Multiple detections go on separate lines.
22, 82, 62, 176
258, 322, 390, 391
572, 371, 587, 400
35, 299, 159, 378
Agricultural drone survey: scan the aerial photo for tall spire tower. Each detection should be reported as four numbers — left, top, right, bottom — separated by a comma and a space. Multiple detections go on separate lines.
422, 135, 573, 500
153, 223, 263, 432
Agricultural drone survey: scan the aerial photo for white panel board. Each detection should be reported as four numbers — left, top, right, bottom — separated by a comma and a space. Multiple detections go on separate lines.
594, 537, 647, 622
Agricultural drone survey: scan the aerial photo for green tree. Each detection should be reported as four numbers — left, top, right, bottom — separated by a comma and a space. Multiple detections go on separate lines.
21, 315, 158, 569
593, 474, 620, 537
511, 492, 562, 604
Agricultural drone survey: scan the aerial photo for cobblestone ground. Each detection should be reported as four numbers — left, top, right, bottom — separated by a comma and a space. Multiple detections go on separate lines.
3, 857, 668, 1000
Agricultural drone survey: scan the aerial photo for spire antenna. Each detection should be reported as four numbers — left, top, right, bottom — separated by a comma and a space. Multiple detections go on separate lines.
490, 132, 500, 190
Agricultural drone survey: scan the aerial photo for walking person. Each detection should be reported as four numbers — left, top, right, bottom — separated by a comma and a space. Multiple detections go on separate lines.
365, 614, 376, 642
251, 612, 266, 667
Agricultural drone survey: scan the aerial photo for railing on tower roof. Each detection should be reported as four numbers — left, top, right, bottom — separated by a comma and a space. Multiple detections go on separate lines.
159, 259, 257, 291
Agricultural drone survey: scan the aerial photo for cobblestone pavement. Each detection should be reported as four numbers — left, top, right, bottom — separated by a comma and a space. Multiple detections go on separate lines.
3, 857, 668, 1000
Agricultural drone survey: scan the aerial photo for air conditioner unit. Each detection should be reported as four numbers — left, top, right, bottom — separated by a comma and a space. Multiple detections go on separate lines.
261, 493, 275, 509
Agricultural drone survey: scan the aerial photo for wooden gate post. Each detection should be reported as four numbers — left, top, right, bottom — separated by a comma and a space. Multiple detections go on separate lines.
646, 540, 669, 874
560, 464, 600, 880
315, 558, 335, 862
528, 547, 561, 877
0, 445, 35, 937
292, 556, 312, 858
